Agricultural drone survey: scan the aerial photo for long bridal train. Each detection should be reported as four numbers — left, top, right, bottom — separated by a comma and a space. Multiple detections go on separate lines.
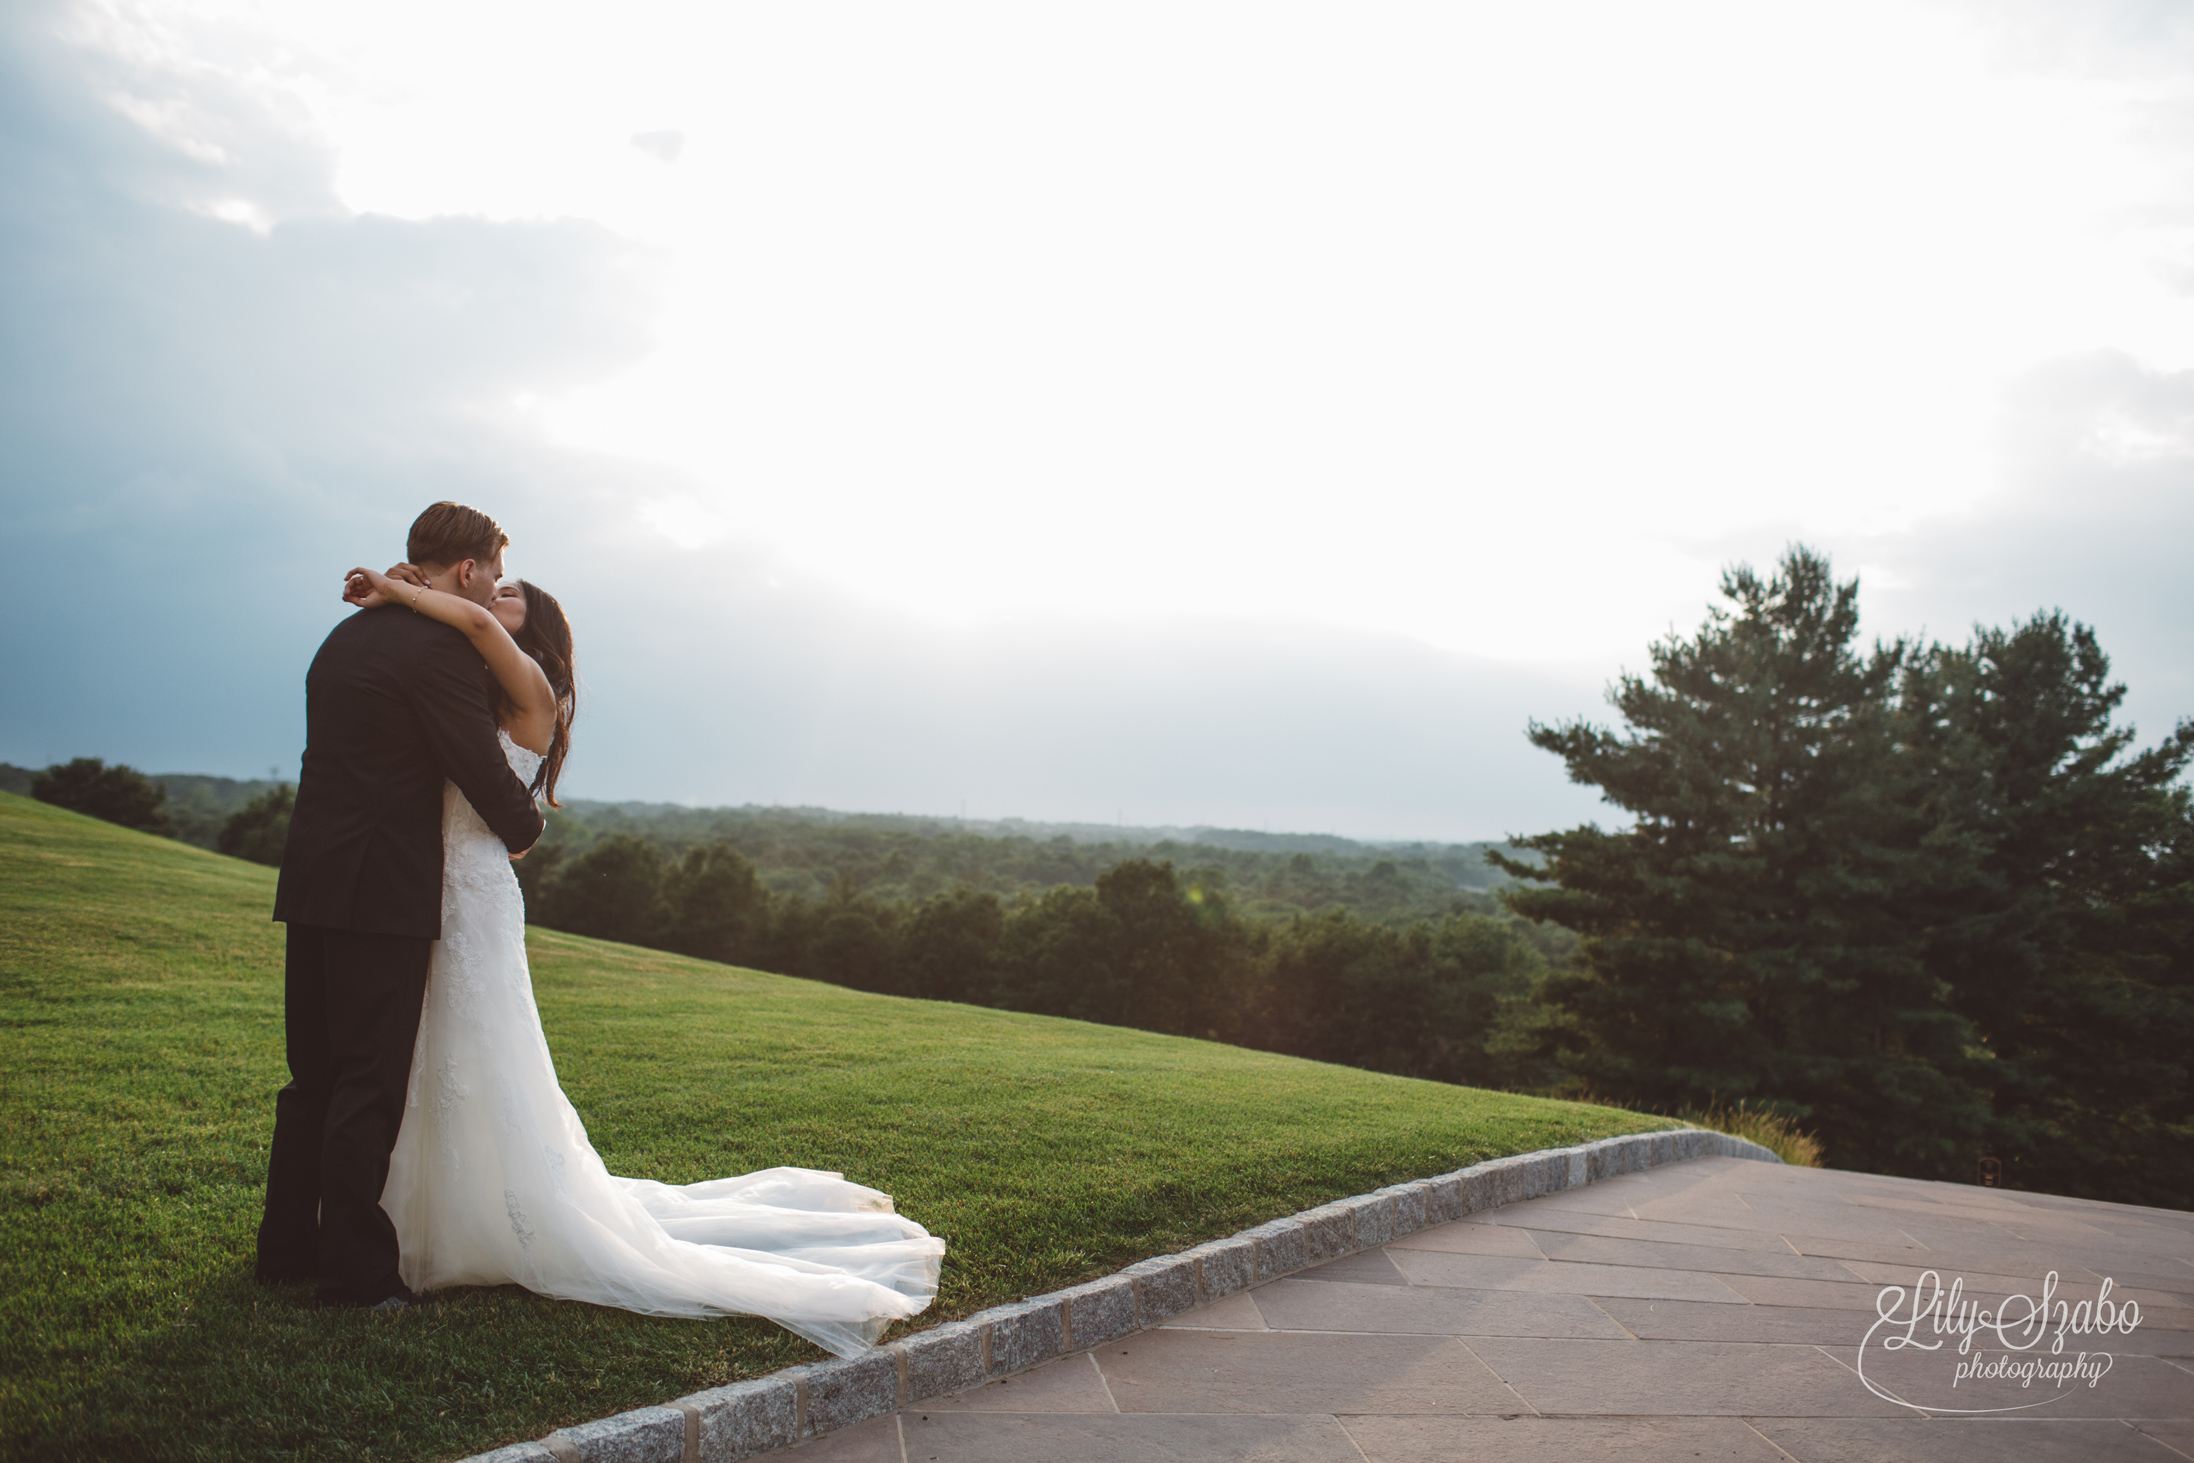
381, 733, 943, 1357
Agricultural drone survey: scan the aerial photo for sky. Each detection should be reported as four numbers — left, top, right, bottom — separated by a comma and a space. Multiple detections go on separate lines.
1, 0, 2190, 840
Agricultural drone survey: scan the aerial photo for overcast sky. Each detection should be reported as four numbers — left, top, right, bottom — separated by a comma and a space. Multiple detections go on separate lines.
2, 0, 2189, 840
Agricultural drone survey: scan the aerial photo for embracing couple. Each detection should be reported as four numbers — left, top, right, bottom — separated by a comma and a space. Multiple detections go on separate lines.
254, 501, 942, 1357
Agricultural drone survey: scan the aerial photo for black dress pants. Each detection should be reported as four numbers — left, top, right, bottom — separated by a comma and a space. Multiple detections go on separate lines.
255, 923, 431, 1304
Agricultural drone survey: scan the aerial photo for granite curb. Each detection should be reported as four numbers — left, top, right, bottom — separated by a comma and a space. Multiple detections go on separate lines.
463, 1127, 1777, 1462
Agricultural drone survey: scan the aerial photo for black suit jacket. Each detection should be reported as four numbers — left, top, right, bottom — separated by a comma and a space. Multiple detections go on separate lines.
273, 606, 547, 938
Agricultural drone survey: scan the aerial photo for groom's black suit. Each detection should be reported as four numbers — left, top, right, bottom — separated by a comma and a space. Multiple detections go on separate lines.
259, 604, 545, 1305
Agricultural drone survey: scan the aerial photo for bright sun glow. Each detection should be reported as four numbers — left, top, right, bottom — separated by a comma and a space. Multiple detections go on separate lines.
84, 0, 2194, 661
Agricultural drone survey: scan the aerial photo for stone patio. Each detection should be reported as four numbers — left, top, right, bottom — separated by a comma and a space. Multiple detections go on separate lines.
796, 1156, 2194, 1461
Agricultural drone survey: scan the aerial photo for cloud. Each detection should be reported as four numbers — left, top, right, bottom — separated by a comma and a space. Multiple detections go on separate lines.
0, 0, 664, 776
0, 0, 1612, 839
630, 130, 684, 163
1863, 350, 2194, 740
1663, 345, 2194, 754
562, 553, 1613, 837
8, 0, 2182, 839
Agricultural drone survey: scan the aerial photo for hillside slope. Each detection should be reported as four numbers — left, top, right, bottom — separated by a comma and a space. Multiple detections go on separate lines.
0, 791, 1666, 1462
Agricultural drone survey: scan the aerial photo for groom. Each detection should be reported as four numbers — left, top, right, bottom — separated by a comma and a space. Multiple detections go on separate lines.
257, 500, 546, 1309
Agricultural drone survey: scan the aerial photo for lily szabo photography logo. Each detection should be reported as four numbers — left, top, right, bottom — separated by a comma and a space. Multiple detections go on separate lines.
1858, 1270, 2143, 1414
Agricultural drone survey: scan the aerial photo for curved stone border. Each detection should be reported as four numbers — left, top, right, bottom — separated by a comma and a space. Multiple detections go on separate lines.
467, 1127, 1779, 1463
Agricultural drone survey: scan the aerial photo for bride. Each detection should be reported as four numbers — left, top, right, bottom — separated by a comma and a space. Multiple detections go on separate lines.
342, 565, 944, 1358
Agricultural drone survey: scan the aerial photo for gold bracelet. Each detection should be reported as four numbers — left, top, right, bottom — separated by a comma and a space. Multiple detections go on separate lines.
411, 585, 425, 611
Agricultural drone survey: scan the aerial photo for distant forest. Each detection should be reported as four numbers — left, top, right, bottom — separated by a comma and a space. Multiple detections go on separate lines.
0, 758, 1518, 925
0, 764, 284, 851
527, 801, 1521, 926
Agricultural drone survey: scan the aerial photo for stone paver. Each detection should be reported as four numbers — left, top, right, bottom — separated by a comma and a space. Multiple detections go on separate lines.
902, 1411, 1362, 1461
893, 1156, 2194, 1461
1339, 1414, 1790, 1461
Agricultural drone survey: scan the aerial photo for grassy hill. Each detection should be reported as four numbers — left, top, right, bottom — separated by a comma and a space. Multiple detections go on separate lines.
0, 791, 1668, 1462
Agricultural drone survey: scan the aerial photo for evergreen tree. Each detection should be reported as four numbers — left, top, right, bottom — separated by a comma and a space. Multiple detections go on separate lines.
1905, 614, 2194, 1205
1498, 547, 1989, 1177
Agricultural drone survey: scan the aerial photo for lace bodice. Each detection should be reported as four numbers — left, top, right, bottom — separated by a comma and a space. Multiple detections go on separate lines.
431, 730, 540, 1027
443, 731, 543, 854
500, 728, 544, 785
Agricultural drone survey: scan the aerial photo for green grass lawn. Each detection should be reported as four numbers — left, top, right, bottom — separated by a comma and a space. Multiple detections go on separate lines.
0, 791, 1670, 1462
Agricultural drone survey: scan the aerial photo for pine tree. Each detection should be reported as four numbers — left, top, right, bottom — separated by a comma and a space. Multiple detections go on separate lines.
1906, 614, 2194, 1205
1498, 547, 1989, 1177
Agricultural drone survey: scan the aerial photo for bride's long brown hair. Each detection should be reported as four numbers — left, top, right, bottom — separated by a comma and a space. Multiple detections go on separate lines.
506, 580, 576, 806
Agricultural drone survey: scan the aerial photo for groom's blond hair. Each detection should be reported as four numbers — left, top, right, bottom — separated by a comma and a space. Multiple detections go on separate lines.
408, 501, 509, 570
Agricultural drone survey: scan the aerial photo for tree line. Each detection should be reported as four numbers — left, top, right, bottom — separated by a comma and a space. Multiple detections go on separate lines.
529, 803, 1514, 926
6, 758, 293, 864
519, 838, 1564, 1095
4, 755, 1505, 927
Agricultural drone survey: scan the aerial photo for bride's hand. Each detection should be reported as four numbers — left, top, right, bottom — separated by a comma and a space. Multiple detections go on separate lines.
343, 565, 399, 608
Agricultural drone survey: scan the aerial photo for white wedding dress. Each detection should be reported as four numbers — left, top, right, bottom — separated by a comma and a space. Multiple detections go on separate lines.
382, 732, 944, 1357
